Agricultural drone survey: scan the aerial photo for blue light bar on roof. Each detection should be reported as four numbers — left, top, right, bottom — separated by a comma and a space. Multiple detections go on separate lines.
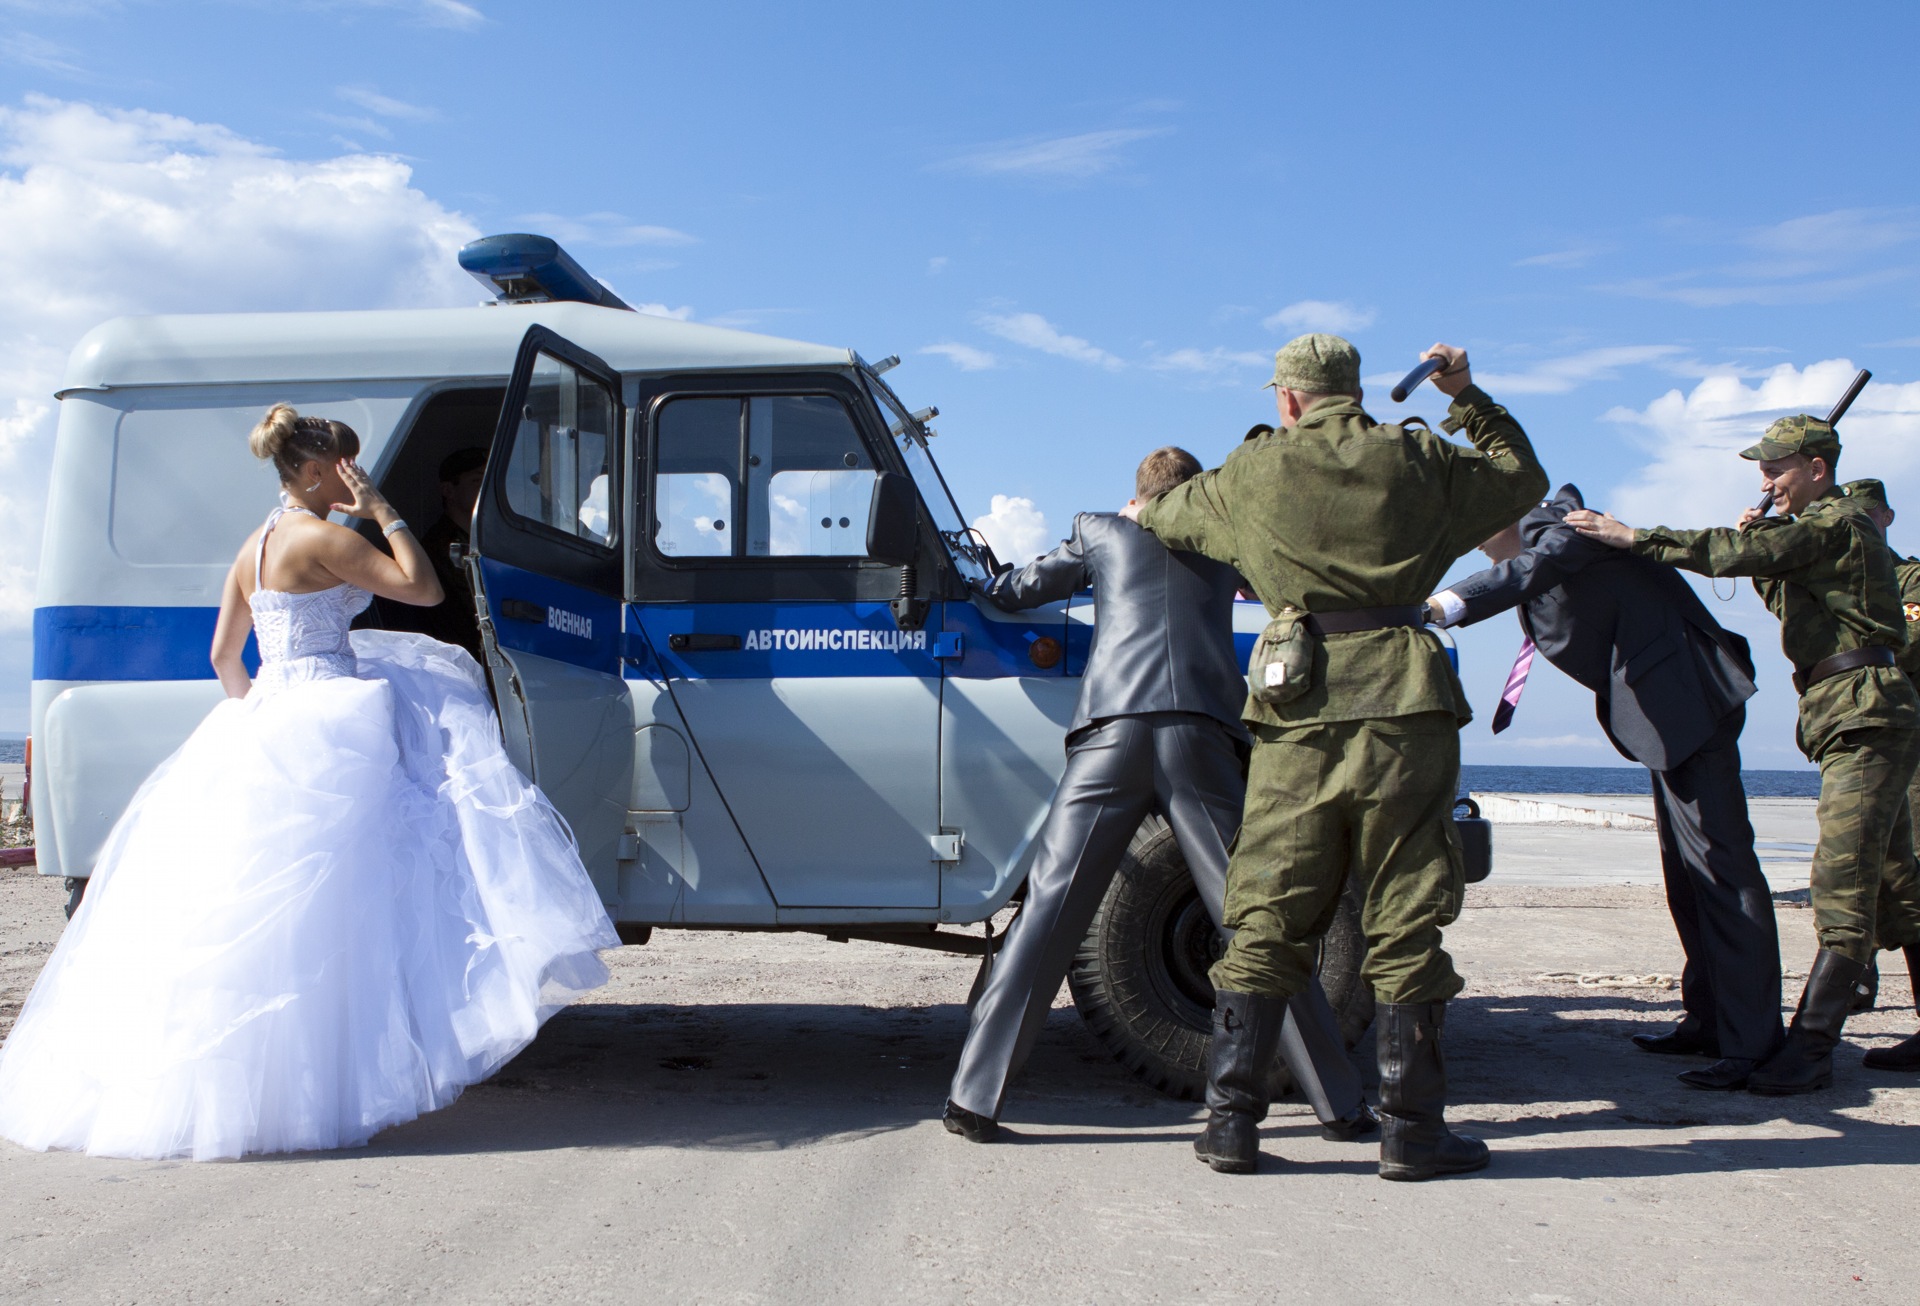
457, 234, 632, 310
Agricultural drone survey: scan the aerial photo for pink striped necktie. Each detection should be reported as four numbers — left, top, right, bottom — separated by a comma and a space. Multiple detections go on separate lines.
1490, 636, 1536, 735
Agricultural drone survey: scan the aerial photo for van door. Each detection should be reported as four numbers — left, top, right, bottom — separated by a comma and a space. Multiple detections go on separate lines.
629, 376, 944, 910
469, 325, 634, 898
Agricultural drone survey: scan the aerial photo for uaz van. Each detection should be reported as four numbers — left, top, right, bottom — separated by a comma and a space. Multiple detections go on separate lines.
29, 236, 1481, 1097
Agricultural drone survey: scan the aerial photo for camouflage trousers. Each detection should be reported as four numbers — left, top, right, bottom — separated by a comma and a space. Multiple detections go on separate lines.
1810, 724, 1920, 963
1210, 711, 1465, 1006
1877, 753, 1920, 952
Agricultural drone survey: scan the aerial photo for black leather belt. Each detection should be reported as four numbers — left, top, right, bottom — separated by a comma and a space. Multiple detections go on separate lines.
1792, 645, 1898, 694
1305, 604, 1428, 636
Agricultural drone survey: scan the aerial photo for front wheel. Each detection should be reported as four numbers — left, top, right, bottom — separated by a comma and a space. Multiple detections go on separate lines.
1066, 815, 1372, 1101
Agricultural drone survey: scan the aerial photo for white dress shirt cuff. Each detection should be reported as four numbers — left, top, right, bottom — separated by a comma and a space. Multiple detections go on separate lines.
1430, 590, 1467, 628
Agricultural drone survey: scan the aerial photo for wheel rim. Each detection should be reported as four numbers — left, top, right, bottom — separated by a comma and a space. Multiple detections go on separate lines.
1144, 879, 1219, 1032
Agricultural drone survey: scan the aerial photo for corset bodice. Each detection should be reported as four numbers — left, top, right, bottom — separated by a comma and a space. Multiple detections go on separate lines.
249, 504, 372, 693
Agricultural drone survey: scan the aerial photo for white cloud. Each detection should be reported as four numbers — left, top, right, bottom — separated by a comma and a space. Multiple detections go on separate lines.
927, 256, 948, 275
939, 128, 1169, 180
0, 31, 87, 77
920, 342, 996, 371
1514, 246, 1605, 269
971, 495, 1052, 566
0, 94, 479, 716
1150, 346, 1268, 374
412, 0, 483, 26
1602, 359, 1920, 531
1605, 207, 1920, 308
1262, 299, 1375, 335
517, 210, 696, 247
1473, 345, 1687, 395
977, 311, 1123, 371
336, 85, 438, 122
634, 302, 693, 321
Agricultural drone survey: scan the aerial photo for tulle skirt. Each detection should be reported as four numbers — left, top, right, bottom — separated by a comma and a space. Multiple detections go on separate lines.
0, 632, 619, 1161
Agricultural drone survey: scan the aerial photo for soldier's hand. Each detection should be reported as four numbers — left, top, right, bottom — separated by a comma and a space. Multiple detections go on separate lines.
1566, 508, 1633, 549
1737, 506, 1766, 531
1119, 499, 1143, 523
1422, 344, 1471, 397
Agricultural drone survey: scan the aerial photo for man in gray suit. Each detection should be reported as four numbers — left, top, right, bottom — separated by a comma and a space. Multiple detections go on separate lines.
943, 447, 1376, 1142
1428, 483, 1782, 1090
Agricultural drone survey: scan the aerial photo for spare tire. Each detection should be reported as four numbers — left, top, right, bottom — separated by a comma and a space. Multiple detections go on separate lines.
1066, 814, 1372, 1101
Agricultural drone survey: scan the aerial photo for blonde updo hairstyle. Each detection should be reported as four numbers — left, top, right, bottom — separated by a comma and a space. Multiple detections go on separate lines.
249, 404, 361, 485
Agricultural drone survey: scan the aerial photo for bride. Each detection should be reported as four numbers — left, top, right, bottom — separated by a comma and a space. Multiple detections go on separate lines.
0, 405, 620, 1161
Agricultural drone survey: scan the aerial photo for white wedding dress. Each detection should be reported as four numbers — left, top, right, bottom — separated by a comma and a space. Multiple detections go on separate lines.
0, 506, 620, 1161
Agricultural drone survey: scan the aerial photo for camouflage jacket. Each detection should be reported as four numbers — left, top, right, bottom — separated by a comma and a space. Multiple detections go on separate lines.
1137, 384, 1547, 728
1897, 556, 1920, 679
1631, 490, 1919, 758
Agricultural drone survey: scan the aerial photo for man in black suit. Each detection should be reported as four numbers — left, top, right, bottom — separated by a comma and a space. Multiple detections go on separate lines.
943, 447, 1375, 1143
1428, 483, 1784, 1090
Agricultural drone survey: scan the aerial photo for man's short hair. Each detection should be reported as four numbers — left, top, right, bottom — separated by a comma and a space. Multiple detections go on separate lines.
1136, 446, 1203, 502
439, 447, 487, 483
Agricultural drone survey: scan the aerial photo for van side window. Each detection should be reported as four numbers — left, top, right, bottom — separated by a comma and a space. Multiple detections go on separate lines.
503, 354, 616, 548
652, 394, 876, 561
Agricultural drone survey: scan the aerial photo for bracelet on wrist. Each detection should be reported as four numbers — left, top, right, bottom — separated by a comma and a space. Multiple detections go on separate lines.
382, 518, 410, 538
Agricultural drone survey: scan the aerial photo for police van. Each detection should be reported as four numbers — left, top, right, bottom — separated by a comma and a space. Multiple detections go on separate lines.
30, 235, 1476, 1098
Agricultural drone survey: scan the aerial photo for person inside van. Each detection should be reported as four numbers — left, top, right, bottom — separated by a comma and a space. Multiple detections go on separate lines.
416, 447, 486, 660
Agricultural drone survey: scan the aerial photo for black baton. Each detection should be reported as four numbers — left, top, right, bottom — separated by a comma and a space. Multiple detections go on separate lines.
1755, 367, 1872, 517
1390, 356, 1448, 403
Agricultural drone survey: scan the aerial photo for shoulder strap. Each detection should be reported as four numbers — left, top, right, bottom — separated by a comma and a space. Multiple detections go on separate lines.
256, 507, 289, 590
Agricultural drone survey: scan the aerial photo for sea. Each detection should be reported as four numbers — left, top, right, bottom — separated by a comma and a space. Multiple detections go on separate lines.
0, 740, 1819, 795
1461, 764, 1819, 799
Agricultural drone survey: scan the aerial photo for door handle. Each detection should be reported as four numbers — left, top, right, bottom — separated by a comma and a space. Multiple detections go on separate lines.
501, 599, 545, 623
668, 633, 743, 652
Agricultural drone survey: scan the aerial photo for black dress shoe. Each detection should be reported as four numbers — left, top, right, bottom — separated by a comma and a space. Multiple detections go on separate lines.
1863, 1030, 1920, 1071
1677, 1057, 1756, 1091
1320, 1103, 1380, 1142
942, 1100, 999, 1143
1631, 1026, 1720, 1057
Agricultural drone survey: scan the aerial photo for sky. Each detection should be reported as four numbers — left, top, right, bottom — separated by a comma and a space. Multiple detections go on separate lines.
4, 1, 1920, 767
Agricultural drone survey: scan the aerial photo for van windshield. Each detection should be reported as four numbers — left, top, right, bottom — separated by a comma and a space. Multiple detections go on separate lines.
859, 363, 998, 583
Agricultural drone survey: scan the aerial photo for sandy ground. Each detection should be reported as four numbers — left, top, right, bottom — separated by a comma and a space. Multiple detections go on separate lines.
2, 809, 1918, 1305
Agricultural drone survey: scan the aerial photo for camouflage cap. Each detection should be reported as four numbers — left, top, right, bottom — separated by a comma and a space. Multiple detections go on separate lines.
1264, 333, 1361, 394
1845, 478, 1890, 512
1740, 414, 1840, 464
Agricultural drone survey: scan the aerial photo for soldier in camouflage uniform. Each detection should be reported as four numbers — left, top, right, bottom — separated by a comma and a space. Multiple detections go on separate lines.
1570, 419, 1920, 1094
1837, 478, 1920, 1071
1125, 334, 1547, 1179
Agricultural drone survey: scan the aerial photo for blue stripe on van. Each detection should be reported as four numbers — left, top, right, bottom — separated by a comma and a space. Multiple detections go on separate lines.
33, 606, 258, 681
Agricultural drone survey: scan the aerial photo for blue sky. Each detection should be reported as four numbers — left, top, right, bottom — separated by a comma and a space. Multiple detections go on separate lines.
5, 1, 1920, 766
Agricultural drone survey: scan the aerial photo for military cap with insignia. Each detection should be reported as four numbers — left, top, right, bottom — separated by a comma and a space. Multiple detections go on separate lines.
1741, 414, 1840, 464
1846, 478, 1890, 512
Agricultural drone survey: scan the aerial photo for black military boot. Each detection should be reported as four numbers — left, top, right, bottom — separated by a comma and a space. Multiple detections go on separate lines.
1851, 956, 1879, 1013
1192, 990, 1285, 1174
1376, 1001, 1490, 1182
1748, 950, 1870, 1096
1863, 945, 1920, 1071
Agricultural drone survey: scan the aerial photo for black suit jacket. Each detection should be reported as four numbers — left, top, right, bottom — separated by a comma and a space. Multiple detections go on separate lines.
1451, 484, 1757, 772
981, 512, 1247, 739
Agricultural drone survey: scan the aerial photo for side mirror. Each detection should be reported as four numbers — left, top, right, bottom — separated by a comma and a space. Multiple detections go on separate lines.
866, 471, 919, 565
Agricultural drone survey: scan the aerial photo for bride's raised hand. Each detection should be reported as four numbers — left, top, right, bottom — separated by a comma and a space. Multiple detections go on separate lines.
330, 458, 393, 523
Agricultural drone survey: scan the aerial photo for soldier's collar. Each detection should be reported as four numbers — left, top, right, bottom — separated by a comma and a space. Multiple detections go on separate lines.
1295, 395, 1366, 428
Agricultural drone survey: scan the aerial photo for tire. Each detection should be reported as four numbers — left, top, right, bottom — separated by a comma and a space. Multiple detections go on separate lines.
1066, 815, 1372, 1101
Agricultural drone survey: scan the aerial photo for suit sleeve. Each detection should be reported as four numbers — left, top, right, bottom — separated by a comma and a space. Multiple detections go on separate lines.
1438, 385, 1551, 556
978, 517, 1092, 610
1450, 549, 1566, 627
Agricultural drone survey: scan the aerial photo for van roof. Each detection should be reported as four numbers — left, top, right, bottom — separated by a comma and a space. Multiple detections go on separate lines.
58, 301, 854, 395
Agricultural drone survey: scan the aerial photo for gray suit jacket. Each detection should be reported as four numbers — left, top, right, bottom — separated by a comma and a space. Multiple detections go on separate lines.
1451, 484, 1757, 772
981, 512, 1248, 740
